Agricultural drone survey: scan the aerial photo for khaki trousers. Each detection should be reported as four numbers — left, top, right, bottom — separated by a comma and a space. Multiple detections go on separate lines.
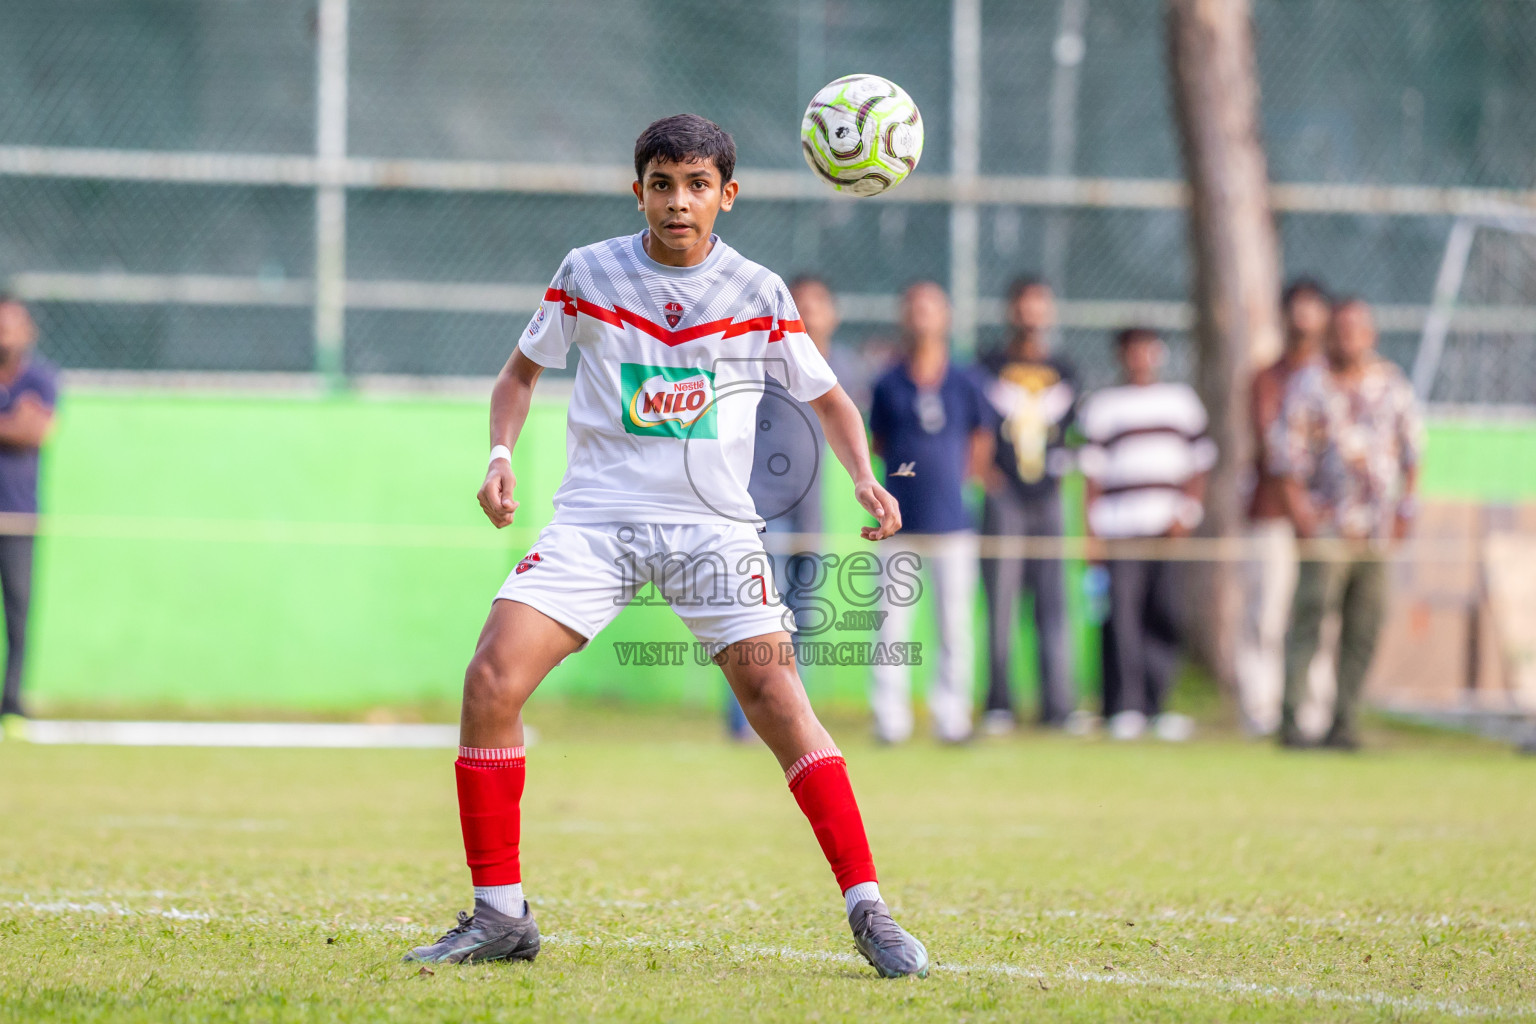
1281, 553, 1389, 743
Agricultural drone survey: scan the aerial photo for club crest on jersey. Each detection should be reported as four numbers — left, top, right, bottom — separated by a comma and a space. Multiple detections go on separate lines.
526, 305, 546, 337
619, 363, 719, 439
662, 301, 685, 328
515, 551, 542, 574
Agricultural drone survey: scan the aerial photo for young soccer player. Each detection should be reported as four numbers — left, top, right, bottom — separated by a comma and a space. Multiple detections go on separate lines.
404, 114, 929, 979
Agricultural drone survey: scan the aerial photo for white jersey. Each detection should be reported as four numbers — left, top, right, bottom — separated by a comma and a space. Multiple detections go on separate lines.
519, 231, 837, 526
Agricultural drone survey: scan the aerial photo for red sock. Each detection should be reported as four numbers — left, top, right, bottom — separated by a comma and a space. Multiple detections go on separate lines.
455, 745, 525, 886
786, 748, 877, 890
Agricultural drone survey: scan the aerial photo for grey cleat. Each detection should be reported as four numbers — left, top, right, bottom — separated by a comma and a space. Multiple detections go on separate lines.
849, 899, 929, 978
403, 899, 541, 964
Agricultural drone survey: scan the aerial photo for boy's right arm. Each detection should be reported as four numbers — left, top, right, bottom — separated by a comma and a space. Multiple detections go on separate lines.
477, 349, 545, 529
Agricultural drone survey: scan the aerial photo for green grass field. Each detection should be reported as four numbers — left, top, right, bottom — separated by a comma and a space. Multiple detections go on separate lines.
2, 708, 1532, 1022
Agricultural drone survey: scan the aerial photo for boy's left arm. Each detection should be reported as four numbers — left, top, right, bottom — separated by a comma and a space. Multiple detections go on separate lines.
808, 384, 902, 541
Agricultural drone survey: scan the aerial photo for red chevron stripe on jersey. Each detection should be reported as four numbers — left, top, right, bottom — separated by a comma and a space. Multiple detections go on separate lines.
544, 289, 799, 347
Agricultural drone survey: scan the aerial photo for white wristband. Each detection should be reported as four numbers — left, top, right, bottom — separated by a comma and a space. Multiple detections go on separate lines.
489, 444, 512, 467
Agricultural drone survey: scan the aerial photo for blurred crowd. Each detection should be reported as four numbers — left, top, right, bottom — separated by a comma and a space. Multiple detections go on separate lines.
0, 282, 1424, 751
738, 274, 1424, 751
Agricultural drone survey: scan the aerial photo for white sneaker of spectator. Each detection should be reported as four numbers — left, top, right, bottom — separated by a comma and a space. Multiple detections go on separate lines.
1107, 710, 1146, 741
1063, 709, 1097, 737
981, 710, 1016, 737
1152, 713, 1195, 743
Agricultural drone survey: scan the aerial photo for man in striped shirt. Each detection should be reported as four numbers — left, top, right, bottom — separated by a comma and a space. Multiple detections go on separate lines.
1078, 328, 1215, 741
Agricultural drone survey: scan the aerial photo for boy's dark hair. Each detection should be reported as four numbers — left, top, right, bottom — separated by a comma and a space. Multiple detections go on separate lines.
1005, 275, 1050, 303
1281, 276, 1330, 309
1114, 326, 1160, 349
634, 114, 736, 184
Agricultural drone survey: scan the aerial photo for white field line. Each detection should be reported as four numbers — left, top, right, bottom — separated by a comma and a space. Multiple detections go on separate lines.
539, 934, 1530, 1019
537, 897, 1536, 934
1019, 906, 1536, 933
3, 898, 1528, 1018
5, 888, 1531, 934
24, 720, 459, 749
1, 899, 214, 921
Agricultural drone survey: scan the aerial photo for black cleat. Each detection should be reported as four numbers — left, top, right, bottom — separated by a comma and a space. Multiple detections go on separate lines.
849, 899, 929, 978
403, 900, 541, 964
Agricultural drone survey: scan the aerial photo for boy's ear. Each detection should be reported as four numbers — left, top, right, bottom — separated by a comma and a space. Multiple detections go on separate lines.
720, 179, 739, 211
632, 179, 644, 210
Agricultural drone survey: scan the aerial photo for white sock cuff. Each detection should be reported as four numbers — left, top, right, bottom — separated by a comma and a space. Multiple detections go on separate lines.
474, 883, 526, 917
843, 881, 882, 916
784, 747, 842, 788
458, 745, 526, 765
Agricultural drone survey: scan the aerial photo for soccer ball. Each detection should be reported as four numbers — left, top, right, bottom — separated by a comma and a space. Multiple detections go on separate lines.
800, 74, 924, 197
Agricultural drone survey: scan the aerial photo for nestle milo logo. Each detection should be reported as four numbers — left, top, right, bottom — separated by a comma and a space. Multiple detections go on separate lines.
621, 363, 718, 439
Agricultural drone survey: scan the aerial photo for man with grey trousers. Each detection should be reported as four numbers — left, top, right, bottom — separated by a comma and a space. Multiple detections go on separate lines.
978, 278, 1077, 731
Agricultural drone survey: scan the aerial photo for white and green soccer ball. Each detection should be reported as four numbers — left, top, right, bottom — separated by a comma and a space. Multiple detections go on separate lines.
800, 74, 924, 197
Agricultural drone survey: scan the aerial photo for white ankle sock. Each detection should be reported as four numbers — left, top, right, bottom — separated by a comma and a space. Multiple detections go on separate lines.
843, 881, 882, 917
474, 883, 526, 917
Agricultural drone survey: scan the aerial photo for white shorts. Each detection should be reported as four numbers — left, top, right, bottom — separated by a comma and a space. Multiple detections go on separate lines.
494, 521, 795, 650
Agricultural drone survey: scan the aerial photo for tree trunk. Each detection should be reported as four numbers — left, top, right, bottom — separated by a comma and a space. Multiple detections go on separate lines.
1165, 0, 1283, 704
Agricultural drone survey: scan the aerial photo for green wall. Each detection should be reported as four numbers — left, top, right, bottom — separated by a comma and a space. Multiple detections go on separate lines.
25, 391, 1536, 714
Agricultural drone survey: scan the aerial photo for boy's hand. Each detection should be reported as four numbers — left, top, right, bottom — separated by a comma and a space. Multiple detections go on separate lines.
855, 479, 902, 541
478, 461, 519, 528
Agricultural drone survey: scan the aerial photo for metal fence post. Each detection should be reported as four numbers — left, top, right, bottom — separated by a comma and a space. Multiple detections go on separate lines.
949, 0, 982, 352
314, 0, 349, 385
1042, 0, 1089, 293
793, 0, 827, 273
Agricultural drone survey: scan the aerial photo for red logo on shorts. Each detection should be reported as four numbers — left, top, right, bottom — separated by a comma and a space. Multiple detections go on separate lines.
515, 551, 542, 574
663, 301, 684, 328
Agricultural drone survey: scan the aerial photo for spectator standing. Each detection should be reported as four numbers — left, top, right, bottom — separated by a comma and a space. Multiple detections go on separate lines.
1238, 279, 1336, 736
0, 296, 59, 737
1078, 328, 1214, 742
1270, 299, 1422, 750
733, 277, 839, 741
978, 278, 1077, 732
868, 282, 995, 744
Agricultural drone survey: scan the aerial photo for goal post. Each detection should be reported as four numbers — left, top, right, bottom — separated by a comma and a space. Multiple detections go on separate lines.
1411, 210, 1536, 405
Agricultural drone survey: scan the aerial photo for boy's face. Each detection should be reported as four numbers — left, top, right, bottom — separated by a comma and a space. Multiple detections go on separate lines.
632, 156, 737, 260
1119, 336, 1163, 384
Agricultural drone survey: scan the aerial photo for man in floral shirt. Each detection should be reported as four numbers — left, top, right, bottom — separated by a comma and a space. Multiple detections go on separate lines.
1268, 298, 1423, 749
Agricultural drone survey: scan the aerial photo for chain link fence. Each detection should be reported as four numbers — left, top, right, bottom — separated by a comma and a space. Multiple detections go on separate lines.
0, 0, 1532, 401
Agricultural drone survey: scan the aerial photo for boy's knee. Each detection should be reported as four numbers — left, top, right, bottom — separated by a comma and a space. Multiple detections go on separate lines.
739, 670, 805, 722
463, 652, 520, 711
